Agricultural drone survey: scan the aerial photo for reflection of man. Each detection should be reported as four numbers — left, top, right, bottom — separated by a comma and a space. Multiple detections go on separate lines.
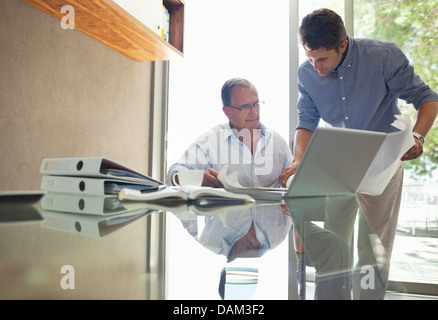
177, 205, 292, 300
281, 8, 438, 299
179, 205, 292, 262
167, 78, 293, 187
285, 195, 358, 300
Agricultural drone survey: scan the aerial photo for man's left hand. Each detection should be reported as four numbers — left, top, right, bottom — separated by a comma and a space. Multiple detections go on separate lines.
202, 169, 224, 188
401, 138, 423, 161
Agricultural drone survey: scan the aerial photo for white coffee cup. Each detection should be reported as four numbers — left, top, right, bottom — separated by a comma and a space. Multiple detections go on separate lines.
172, 169, 204, 186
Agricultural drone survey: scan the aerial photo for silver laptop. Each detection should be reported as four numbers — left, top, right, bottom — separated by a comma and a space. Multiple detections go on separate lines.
226, 126, 387, 201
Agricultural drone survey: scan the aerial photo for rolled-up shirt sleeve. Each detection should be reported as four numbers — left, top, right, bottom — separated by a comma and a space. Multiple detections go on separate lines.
384, 42, 438, 110
296, 78, 321, 132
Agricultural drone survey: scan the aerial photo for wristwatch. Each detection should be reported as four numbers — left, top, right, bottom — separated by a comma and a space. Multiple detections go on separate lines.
413, 132, 425, 145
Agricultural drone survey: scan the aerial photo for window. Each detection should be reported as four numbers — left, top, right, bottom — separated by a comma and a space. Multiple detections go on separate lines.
354, 0, 438, 291
297, 0, 438, 295
299, 0, 438, 293
167, 0, 290, 168
166, 0, 438, 298
166, 0, 290, 300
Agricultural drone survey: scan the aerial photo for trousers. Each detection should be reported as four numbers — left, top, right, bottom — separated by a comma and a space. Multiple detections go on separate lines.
353, 163, 404, 299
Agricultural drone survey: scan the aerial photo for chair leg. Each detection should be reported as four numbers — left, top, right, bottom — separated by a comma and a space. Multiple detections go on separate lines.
293, 226, 307, 300
296, 252, 307, 300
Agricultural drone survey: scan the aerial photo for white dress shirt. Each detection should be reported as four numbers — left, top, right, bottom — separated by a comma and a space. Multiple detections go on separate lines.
166, 122, 293, 187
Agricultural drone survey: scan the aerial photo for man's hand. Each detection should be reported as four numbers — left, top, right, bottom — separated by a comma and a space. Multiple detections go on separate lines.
401, 138, 423, 161
281, 128, 313, 187
280, 162, 300, 187
402, 101, 438, 161
202, 169, 224, 188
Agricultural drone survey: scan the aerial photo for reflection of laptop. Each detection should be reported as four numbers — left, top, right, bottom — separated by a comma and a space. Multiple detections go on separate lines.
226, 126, 387, 201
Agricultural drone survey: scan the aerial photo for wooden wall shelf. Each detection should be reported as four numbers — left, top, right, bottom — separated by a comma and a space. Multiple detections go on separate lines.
22, 0, 184, 61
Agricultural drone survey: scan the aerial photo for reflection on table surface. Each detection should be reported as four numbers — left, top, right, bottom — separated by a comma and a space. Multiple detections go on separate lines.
0, 194, 387, 300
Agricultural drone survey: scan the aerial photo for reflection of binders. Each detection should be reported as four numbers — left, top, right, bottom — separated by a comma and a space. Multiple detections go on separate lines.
40, 207, 154, 237
41, 192, 153, 215
41, 175, 159, 196
40, 157, 165, 186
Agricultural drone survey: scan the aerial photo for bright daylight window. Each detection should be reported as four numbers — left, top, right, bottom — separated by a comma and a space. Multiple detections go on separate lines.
354, 0, 438, 288
166, 0, 438, 297
300, 0, 438, 292
167, 0, 290, 167
166, 0, 290, 299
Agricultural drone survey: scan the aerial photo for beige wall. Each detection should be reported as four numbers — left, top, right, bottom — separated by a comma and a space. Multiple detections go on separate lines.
0, 0, 166, 299
0, 0, 155, 191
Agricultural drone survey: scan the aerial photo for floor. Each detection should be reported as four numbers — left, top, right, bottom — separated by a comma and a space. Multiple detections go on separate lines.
384, 291, 438, 300
303, 282, 438, 300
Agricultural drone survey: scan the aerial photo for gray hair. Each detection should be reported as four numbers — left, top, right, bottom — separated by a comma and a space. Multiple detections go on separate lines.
221, 78, 257, 106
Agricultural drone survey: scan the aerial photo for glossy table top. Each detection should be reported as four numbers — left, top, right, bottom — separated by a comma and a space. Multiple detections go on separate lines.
0, 192, 382, 300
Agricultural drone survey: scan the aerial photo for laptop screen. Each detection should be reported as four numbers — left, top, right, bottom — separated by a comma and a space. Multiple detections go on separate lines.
286, 126, 386, 197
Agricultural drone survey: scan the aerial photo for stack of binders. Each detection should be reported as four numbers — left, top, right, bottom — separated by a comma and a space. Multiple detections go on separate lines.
39, 157, 166, 216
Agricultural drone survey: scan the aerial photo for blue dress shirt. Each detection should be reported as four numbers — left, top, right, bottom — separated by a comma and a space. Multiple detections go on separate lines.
297, 37, 438, 133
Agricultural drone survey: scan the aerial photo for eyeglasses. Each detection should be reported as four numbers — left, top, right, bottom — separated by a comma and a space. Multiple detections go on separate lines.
228, 101, 264, 112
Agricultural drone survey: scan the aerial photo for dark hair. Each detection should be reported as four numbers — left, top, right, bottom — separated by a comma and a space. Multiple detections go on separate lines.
218, 268, 226, 300
221, 78, 257, 106
299, 8, 347, 52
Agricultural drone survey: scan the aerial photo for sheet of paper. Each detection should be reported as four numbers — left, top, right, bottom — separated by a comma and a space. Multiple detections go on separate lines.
217, 165, 243, 189
358, 115, 415, 195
